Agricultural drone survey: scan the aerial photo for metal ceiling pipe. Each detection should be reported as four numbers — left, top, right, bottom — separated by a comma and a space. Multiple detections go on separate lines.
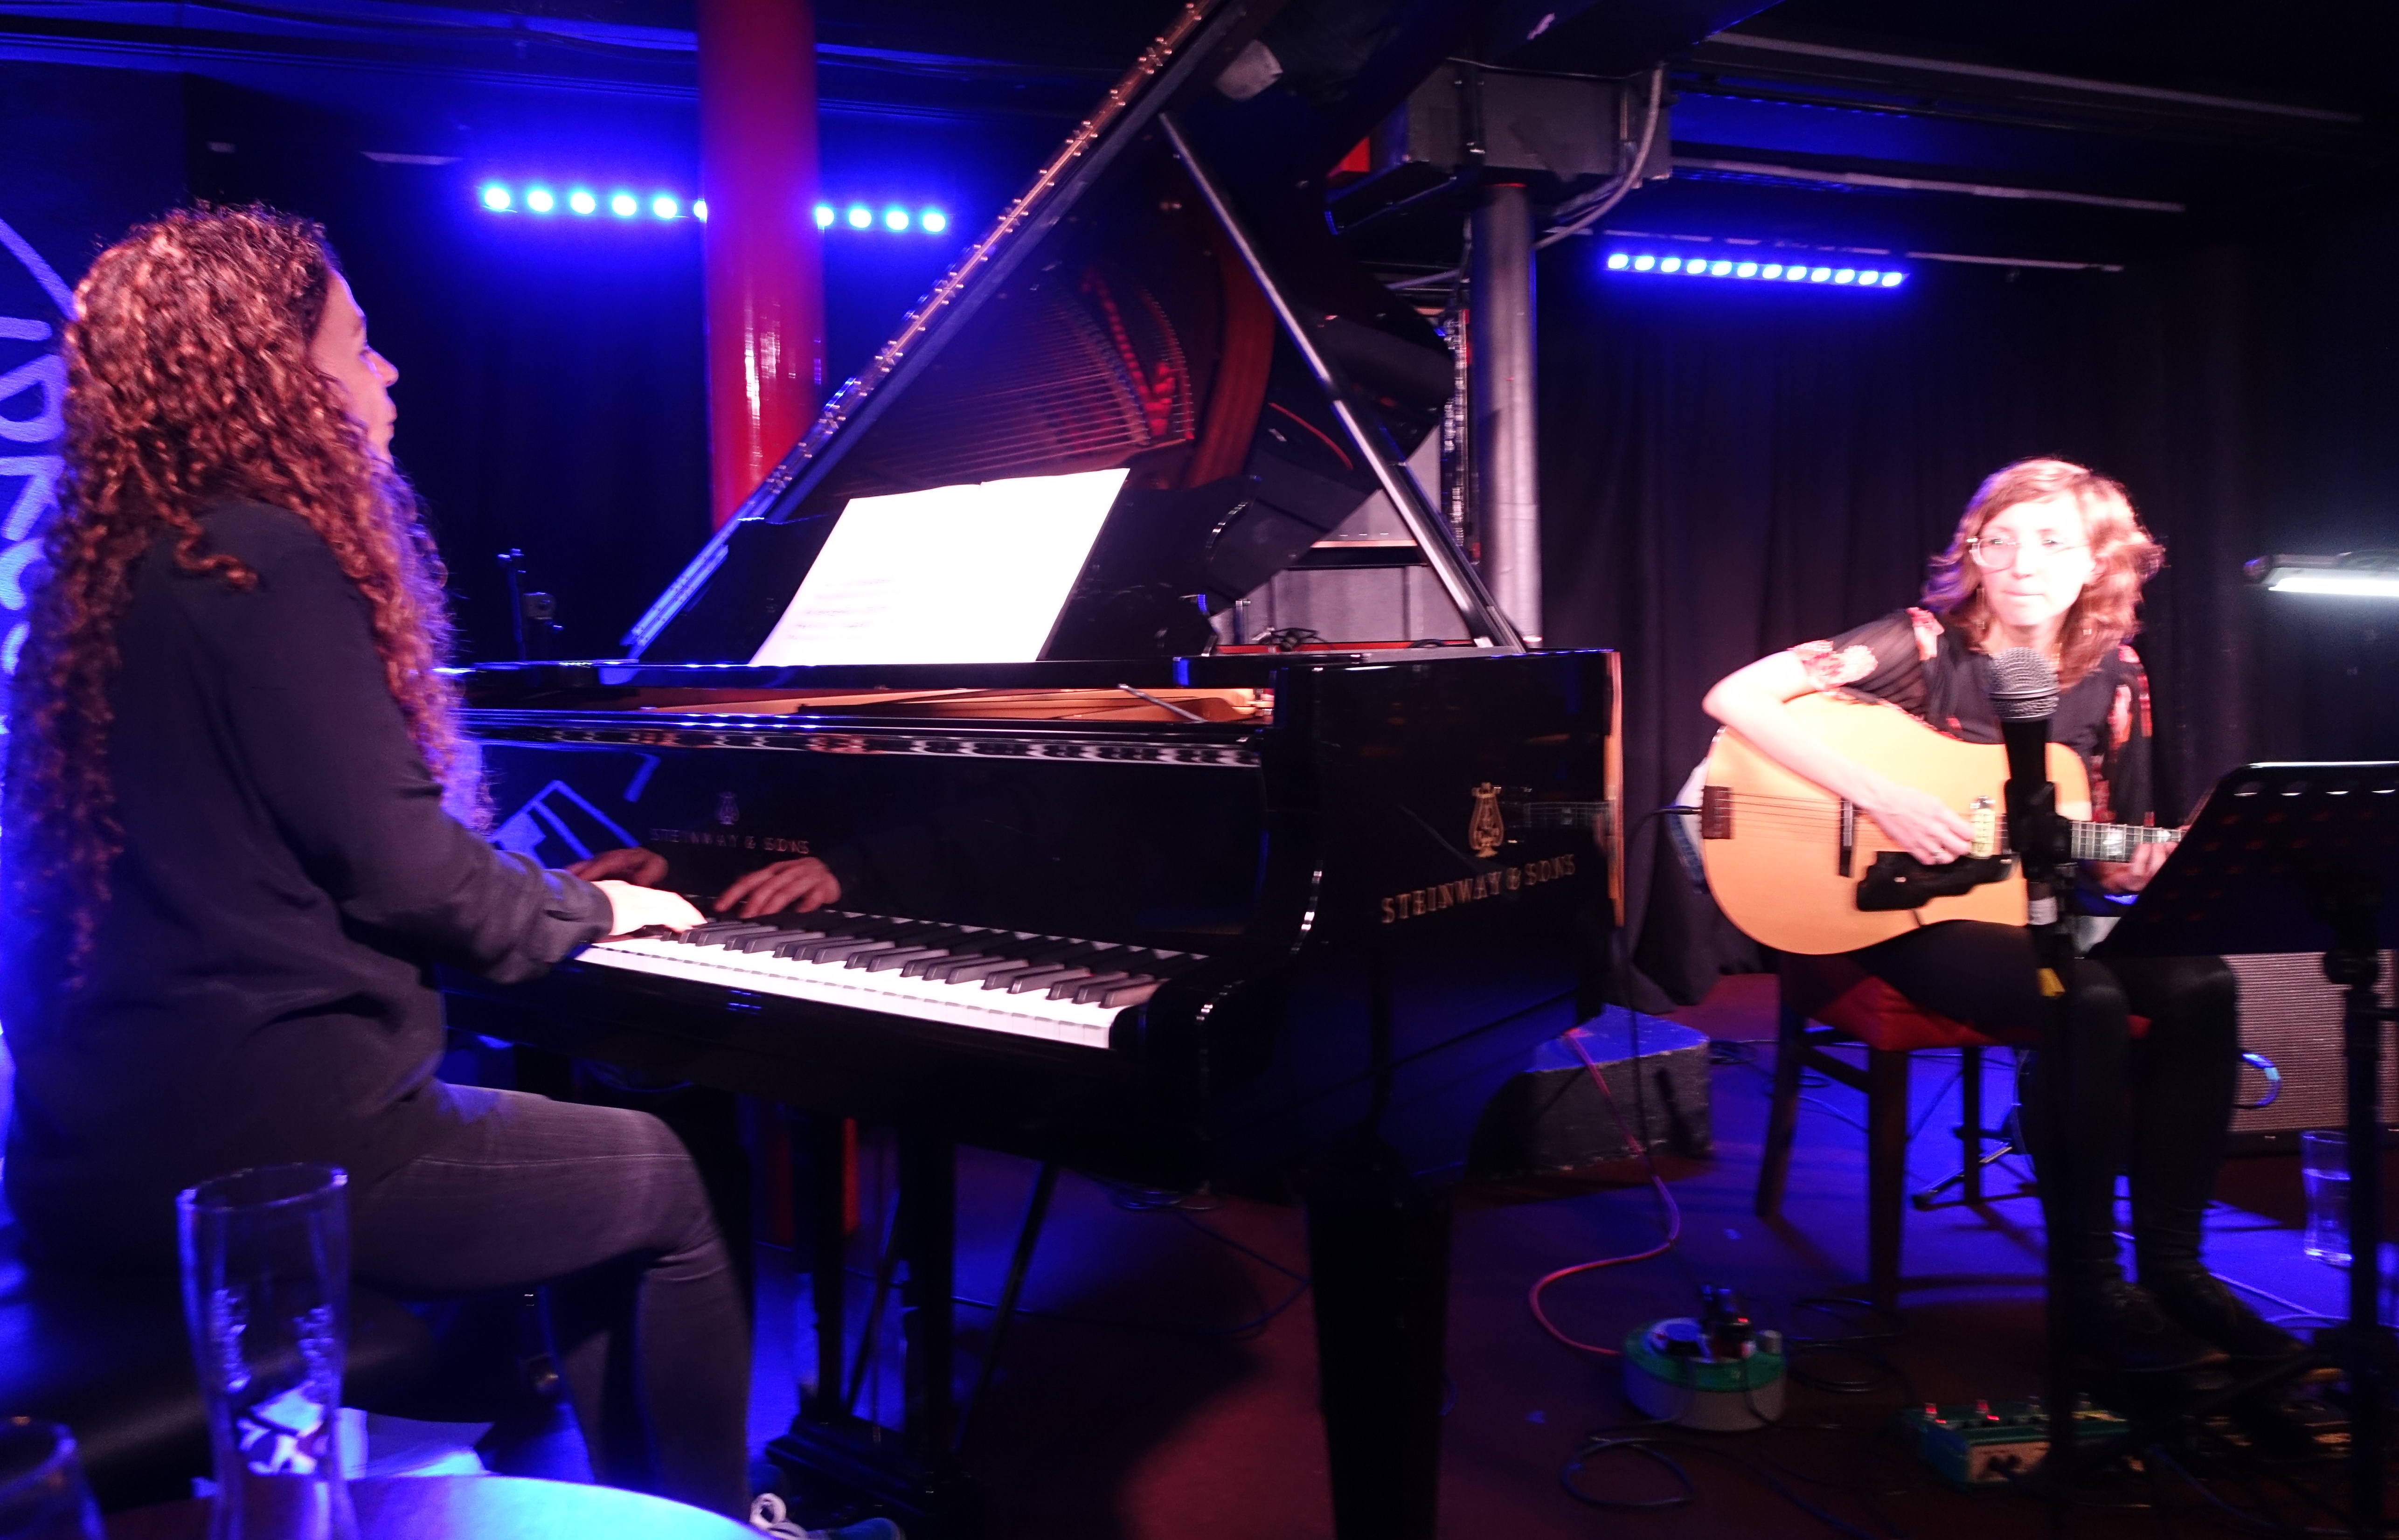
1470, 181, 1542, 647
698, 0, 824, 528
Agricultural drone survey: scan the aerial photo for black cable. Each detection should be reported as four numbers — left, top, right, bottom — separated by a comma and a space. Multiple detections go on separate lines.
1564, 1431, 1886, 1539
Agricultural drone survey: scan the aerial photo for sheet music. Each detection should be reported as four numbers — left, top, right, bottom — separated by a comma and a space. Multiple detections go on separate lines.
748, 468, 1128, 666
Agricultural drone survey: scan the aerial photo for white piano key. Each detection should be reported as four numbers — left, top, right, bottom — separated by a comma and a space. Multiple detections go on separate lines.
572, 935, 1128, 1049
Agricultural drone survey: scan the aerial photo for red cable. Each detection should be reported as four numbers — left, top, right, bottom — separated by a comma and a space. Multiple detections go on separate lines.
1527, 1023, 1684, 1357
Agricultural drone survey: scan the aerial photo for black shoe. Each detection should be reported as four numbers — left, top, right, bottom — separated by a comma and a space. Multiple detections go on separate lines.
2066, 1279, 2230, 1376
2146, 1268, 2308, 1365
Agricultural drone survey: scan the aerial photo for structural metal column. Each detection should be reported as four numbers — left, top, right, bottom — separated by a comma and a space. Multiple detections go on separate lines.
1470, 181, 1542, 645
698, 0, 824, 527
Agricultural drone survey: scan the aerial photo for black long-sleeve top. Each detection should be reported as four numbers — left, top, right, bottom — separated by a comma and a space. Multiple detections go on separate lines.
3, 500, 610, 1262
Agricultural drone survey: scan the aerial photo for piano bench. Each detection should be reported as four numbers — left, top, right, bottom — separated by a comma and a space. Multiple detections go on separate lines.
0, 1221, 437, 1512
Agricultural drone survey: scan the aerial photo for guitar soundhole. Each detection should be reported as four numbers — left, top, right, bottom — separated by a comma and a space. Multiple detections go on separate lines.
1700, 784, 1733, 840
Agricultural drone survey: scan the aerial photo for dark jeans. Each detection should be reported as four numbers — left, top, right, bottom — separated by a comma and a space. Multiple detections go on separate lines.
349, 1083, 750, 1518
1852, 921, 2242, 1293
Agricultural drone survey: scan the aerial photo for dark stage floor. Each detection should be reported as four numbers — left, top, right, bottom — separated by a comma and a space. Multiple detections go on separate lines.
741, 972, 2386, 1540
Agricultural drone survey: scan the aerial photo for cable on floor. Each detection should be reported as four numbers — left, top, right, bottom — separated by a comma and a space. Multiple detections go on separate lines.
1526, 1024, 1683, 1356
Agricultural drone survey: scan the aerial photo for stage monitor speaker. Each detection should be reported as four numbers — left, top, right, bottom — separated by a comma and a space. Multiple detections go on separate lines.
2227, 950, 2399, 1153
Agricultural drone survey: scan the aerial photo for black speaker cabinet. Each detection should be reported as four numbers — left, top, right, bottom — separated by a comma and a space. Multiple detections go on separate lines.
2227, 950, 2399, 1153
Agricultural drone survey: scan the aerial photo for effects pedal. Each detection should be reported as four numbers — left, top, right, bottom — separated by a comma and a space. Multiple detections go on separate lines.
1895, 1398, 2127, 1488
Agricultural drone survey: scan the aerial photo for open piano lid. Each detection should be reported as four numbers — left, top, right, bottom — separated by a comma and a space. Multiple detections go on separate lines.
622, 0, 1520, 667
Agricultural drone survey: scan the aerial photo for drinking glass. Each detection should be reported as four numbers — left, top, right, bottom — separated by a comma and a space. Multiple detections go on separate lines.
177, 1165, 358, 1540
2302, 1128, 2351, 1266
0, 1420, 100, 1540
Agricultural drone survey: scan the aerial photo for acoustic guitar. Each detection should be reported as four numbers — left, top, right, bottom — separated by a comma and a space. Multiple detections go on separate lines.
1698, 693, 2179, 954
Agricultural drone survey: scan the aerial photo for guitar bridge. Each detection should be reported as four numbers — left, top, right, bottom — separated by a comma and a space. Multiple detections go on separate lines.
1700, 784, 1733, 840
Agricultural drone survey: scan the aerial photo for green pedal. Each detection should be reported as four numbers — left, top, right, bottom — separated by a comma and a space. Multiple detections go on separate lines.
1894, 1399, 2128, 1489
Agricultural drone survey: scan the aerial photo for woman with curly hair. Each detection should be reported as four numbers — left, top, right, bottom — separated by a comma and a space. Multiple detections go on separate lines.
1703, 458, 2291, 1386
0, 208, 750, 1516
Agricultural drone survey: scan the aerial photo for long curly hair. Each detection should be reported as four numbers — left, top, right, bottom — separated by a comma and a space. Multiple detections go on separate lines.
5, 206, 474, 975
1921, 456, 2164, 687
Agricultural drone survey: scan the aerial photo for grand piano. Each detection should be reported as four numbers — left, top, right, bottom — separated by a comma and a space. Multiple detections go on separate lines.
438, 2, 1630, 1535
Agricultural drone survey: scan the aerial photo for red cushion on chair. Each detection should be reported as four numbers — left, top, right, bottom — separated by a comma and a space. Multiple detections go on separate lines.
1779, 952, 2150, 1052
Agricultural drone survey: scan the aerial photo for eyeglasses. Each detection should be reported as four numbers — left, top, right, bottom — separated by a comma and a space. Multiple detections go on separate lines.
1967, 534, 2088, 569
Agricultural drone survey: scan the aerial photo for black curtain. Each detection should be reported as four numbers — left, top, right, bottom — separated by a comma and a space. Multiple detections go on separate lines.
1536, 192, 2399, 1005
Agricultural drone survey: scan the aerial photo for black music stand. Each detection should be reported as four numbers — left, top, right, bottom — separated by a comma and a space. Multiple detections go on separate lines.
2092, 761, 2399, 1535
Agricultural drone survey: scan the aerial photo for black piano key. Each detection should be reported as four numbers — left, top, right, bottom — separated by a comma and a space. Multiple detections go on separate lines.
1002, 966, 1092, 995
728, 924, 831, 954
1095, 980, 1161, 1008
784, 918, 951, 964
857, 945, 950, 973
682, 922, 779, 947
919, 943, 1061, 984
977, 946, 1116, 992
1058, 971, 1134, 1002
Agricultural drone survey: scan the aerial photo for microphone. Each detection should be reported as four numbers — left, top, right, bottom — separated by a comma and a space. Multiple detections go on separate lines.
1985, 647, 2065, 917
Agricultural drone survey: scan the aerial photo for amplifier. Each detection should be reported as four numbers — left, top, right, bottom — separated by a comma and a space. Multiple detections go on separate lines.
2227, 950, 2399, 1153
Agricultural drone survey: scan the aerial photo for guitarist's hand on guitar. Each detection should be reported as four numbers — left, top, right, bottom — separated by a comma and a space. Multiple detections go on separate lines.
2093, 841, 2172, 894
1858, 780, 1977, 864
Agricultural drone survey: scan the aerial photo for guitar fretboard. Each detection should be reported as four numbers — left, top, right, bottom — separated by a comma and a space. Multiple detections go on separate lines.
1995, 814, 2181, 864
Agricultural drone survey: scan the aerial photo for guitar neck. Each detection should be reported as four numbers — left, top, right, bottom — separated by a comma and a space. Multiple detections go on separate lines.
2042, 819, 2181, 863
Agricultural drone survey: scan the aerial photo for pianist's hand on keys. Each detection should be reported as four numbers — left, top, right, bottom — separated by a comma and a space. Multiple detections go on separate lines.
570, 848, 843, 919
592, 880, 706, 938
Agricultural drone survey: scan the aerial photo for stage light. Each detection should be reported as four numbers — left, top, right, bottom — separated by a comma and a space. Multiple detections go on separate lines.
1603, 249, 1911, 291
525, 187, 555, 214
653, 194, 680, 219
479, 183, 512, 212
921, 208, 947, 233
815, 204, 835, 229
2246, 552, 2399, 598
846, 205, 871, 229
883, 207, 909, 230
568, 189, 596, 215
610, 192, 638, 217
694, 200, 708, 222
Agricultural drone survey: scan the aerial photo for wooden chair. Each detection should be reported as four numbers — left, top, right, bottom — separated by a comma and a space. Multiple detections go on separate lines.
1754, 952, 2013, 1313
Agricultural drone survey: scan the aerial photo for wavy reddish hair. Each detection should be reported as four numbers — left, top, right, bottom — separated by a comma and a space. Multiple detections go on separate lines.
1922, 457, 2164, 686
5, 206, 474, 974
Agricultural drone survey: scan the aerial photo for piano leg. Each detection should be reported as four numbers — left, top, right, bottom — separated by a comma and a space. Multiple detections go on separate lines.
898, 1128, 958, 1464
792, 1111, 850, 1425
1305, 1143, 1454, 1540
767, 1124, 980, 1537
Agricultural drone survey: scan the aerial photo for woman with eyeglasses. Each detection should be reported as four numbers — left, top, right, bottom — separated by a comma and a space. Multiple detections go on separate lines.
1702, 457, 2288, 1386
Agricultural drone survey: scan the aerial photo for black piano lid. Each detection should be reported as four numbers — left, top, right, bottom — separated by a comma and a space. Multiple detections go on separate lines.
616, 0, 1519, 669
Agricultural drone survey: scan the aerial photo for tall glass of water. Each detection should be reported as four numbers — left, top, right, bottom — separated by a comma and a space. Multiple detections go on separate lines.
2302, 1128, 2351, 1266
0, 1420, 100, 1540
177, 1165, 357, 1540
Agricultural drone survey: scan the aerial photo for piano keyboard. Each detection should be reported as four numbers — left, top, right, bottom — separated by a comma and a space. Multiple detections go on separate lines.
570, 909, 1197, 1050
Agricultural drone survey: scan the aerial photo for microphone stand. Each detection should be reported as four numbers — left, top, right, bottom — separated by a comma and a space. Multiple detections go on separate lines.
1987, 650, 2079, 1530
2016, 777, 2081, 1535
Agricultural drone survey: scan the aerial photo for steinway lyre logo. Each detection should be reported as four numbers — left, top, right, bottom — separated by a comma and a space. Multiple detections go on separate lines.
715, 791, 740, 827
1467, 782, 1505, 859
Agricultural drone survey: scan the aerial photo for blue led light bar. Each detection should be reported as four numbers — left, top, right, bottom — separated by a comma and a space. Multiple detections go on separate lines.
1605, 249, 1907, 288
476, 182, 695, 223
476, 182, 941, 233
